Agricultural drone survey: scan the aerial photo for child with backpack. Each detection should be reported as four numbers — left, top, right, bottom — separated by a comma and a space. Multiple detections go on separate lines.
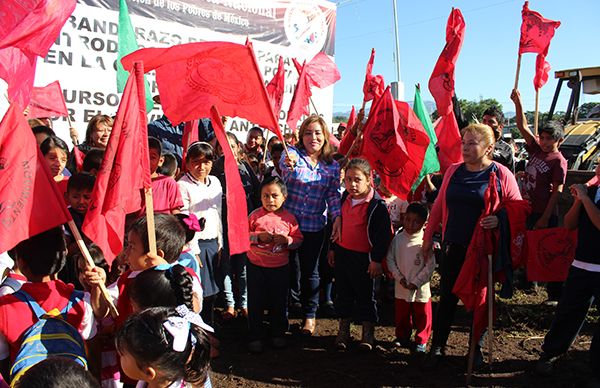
328, 158, 393, 351
116, 307, 211, 388
0, 228, 98, 384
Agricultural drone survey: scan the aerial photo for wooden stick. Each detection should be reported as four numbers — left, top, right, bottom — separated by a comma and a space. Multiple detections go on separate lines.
344, 102, 367, 159
67, 220, 118, 318
466, 320, 477, 386
534, 89, 540, 136
514, 54, 522, 90
144, 187, 157, 255
487, 253, 494, 374
67, 116, 79, 146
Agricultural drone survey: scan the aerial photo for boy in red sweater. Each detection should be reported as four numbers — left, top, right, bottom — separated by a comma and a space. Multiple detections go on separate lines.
247, 177, 303, 353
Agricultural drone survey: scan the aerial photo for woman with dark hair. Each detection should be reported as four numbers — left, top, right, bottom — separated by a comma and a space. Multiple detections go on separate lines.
280, 115, 342, 335
68, 114, 113, 173
422, 124, 521, 367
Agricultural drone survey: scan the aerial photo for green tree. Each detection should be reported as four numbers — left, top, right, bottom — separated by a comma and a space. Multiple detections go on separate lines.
432, 98, 503, 124
332, 115, 348, 123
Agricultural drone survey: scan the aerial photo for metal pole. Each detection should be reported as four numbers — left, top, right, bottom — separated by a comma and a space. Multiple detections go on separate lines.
392, 0, 401, 83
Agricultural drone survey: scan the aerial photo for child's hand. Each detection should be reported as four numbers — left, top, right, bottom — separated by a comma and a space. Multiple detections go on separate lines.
327, 250, 335, 267
570, 184, 587, 201
367, 262, 382, 279
407, 283, 418, 291
421, 240, 433, 262
510, 88, 522, 106
257, 232, 273, 243
272, 234, 288, 245
84, 266, 106, 287
399, 277, 409, 289
480, 215, 499, 229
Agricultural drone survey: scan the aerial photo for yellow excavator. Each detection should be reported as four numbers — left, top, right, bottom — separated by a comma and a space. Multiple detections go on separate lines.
547, 66, 600, 171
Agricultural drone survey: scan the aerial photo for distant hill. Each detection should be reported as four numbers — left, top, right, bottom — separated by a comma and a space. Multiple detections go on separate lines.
333, 100, 437, 121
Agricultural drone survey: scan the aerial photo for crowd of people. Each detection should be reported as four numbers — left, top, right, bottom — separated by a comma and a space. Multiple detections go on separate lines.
0, 87, 598, 387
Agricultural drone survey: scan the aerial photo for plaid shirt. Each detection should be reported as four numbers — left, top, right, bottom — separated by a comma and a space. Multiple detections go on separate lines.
280, 147, 341, 232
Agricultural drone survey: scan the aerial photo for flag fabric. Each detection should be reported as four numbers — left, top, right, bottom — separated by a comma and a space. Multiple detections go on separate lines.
0, 0, 75, 107
533, 54, 551, 91
287, 63, 312, 131
182, 119, 199, 168
117, 0, 154, 113
429, 8, 465, 172
434, 113, 463, 172
526, 228, 577, 282
0, 103, 71, 252
339, 105, 358, 157
347, 105, 357, 131
518, 1, 561, 56
73, 145, 85, 172
82, 62, 151, 263
411, 85, 440, 191
428, 8, 465, 117
28, 81, 68, 118
266, 56, 285, 118
361, 87, 428, 199
209, 106, 250, 255
122, 41, 282, 142
363, 48, 385, 102
453, 172, 501, 340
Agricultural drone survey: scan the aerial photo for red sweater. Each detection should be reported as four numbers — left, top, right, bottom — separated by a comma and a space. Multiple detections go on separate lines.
248, 208, 303, 267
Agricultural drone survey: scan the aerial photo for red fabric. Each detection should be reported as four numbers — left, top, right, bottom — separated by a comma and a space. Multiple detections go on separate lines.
294, 53, 341, 89
0, 280, 88, 362
287, 62, 312, 131
428, 8, 465, 117
82, 63, 151, 263
394, 298, 432, 345
503, 200, 531, 268
210, 106, 250, 255
339, 106, 358, 157
0, 103, 71, 252
518, 1, 560, 56
534, 54, 551, 91
0, 0, 76, 107
182, 119, 199, 168
148, 175, 183, 214
28, 81, 68, 118
122, 41, 282, 142
453, 172, 501, 340
338, 190, 374, 253
347, 105, 357, 131
266, 55, 285, 120
588, 175, 599, 187
363, 48, 385, 102
434, 114, 463, 173
526, 228, 577, 282
73, 145, 85, 172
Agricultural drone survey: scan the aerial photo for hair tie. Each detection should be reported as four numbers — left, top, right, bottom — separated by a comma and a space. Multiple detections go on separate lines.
154, 263, 175, 272
163, 317, 193, 352
182, 214, 202, 232
175, 304, 214, 333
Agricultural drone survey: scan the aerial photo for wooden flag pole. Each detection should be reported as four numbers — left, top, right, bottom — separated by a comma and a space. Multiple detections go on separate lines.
514, 54, 522, 90
534, 89, 540, 136
144, 186, 158, 256
67, 220, 118, 318
466, 320, 477, 386
487, 253, 494, 375
67, 115, 79, 146
343, 100, 368, 159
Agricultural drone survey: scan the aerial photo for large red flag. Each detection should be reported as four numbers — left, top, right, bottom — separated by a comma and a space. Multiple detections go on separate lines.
0, 103, 71, 252
0, 0, 76, 107
181, 120, 199, 169
339, 106, 358, 157
518, 1, 561, 56
363, 48, 385, 102
526, 228, 577, 282
209, 106, 250, 255
293, 53, 341, 89
122, 41, 282, 141
533, 54, 551, 91
428, 8, 465, 117
361, 87, 410, 197
82, 62, 151, 263
266, 56, 285, 121
286, 64, 312, 131
28, 81, 69, 119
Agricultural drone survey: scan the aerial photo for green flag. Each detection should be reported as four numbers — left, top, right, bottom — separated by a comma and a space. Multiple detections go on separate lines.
117, 0, 154, 112
411, 85, 440, 191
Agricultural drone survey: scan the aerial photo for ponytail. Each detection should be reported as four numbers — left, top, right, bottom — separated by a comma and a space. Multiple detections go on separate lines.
130, 265, 194, 311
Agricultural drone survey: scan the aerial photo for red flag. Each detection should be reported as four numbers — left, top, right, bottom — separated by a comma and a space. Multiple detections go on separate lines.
292, 58, 303, 74
434, 114, 463, 172
339, 106, 357, 157
533, 54, 551, 91
266, 56, 285, 121
82, 62, 151, 263
0, 103, 71, 252
181, 120, 199, 168
453, 172, 501, 340
363, 48, 385, 102
73, 145, 85, 172
293, 53, 341, 89
0, 0, 76, 107
286, 63, 312, 131
209, 106, 250, 255
526, 228, 577, 282
122, 41, 282, 141
428, 8, 465, 117
28, 81, 68, 118
518, 1, 561, 56
347, 105, 357, 130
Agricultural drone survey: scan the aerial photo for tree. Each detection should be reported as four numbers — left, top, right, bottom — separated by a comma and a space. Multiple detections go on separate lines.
578, 102, 600, 119
332, 115, 348, 123
432, 98, 503, 124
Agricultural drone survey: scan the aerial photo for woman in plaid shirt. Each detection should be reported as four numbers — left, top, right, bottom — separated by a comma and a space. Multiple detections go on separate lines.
280, 115, 342, 335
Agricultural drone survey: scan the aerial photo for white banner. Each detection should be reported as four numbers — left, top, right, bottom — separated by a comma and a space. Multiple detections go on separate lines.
33, 0, 337, 146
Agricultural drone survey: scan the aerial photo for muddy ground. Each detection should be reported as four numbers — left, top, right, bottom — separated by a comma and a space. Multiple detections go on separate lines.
209, 278, 597, 388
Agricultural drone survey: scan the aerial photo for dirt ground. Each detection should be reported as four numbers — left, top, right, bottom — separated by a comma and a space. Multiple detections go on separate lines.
209, 277, 597, 388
